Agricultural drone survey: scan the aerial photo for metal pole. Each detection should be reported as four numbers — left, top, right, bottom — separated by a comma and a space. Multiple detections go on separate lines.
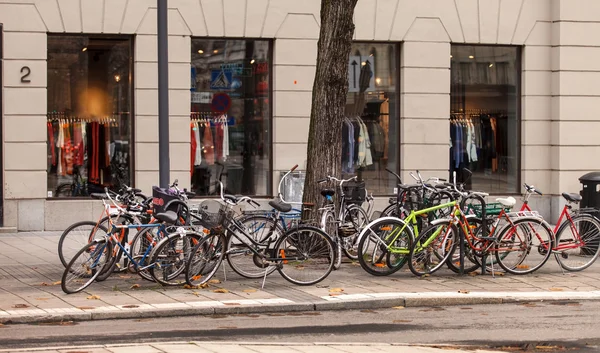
157, 0, 170, 188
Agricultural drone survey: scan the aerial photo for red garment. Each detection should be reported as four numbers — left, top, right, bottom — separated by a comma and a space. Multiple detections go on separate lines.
48, 123, 56, 166
215, 123, 223, 161
105, 124, 110, 166
190, 123, 197, 175
72, 123, 83, 166
90, 122, 99, 184
203, 125, 214, 165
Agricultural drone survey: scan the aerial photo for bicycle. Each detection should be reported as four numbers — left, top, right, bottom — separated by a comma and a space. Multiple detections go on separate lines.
185, 171, 335, 288
317, 175, 372, 269
61, 187, 204, 293
408, 171, 555, 277
520, 184, 600, 272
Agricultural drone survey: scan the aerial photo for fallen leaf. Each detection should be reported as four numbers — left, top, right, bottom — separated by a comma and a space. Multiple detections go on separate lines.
549, 287, 564, 292
460, 307, 473, 310
392, 306, 405, 310
191, 275, 203, 281
35, 298, 50, 301
122, 305, 139, 309
40, 282, 50, 286
468, 272, 479, 277
208, 279, 221, 284
420, 274, 430, 278
183, 284, 197, 289
53, 281, 61, 285
329, 288, 344, 293
329, 293, 341, 297
516, 264, 530, 269
224, 302, 240, 306
77, 306, 95, 310
242, 289, 257, 293
199, 283, 210, 289
130, 284, 141, 289
393, 319, 412, 323
119, 275, 132, 279
295, 265, 305, 270
458, 290, 470, 294
86, 295, 101, 300
213, 288, 229, 294
12, 304, 29, 309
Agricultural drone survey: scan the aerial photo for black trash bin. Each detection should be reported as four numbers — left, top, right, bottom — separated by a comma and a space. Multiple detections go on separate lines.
579, 172, 600, 209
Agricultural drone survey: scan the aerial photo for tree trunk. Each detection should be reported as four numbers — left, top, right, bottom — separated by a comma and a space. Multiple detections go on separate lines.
302, 0, 358, 219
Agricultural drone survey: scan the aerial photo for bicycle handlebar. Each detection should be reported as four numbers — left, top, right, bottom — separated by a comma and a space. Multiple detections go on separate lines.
524, 183, 543, 196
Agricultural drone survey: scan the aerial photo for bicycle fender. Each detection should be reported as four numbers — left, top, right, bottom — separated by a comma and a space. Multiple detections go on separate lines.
355, 216, 410, 244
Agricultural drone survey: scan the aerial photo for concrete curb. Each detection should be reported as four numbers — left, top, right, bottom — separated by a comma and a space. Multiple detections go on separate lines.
2, 292, 600, 324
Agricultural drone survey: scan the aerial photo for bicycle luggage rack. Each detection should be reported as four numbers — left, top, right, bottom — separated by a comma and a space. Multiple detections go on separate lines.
505, 210, 543, 220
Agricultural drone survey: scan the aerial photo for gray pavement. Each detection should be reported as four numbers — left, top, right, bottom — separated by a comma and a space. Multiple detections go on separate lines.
0, 342, 506, 353
2, 232, 600, 324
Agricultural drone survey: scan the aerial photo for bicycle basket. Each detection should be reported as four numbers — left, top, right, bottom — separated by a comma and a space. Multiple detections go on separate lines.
151, 186, 181, 214
401, 188, 423, 211
343, 180, 366, 205
196, 200, 234, 229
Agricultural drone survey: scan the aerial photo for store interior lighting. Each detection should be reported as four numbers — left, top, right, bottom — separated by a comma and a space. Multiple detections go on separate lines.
198, 49, 204, 54
82, 47, 87, 52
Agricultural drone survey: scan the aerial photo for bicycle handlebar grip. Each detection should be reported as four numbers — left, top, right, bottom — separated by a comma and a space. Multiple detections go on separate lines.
291, 164, 298, 172
439, 178, 447, 182
250, 199, 261, 207
535, 189, 543, 196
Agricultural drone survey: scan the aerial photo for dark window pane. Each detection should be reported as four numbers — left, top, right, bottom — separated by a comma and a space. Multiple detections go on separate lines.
344, 43, 398, 195
450, 45, 520, 193
190, 39, 271, 196
47, 36, 132, 197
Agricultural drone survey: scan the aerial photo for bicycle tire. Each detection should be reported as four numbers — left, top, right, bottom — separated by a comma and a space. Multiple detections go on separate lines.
274, 225, 335, 286
408, 220, 458, 277
185, 233, 226, 286
321, 209, 342, 270
357, 217, 413, 276
58, 221, 110, 268
495, 217, 554, 275
128, 227, 158, 282
446, 217, 484, 274
225, 214, 280, 279
149, 231, 204, 286
340, 205, 370, 260
554, 213, 600, 271
61, 240, 113, 294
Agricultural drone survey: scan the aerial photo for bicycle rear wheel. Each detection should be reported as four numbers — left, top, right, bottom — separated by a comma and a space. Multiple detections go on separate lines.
408, 220, 457, 277
554, 213, 600, 271
357, 217, 413, 276
340, 205, 369, 260
275, 226, 335, 285
495, 217, 554, 275
321, 209, 341, 270
185, 233, 226, 286
61, 240, 113, 294
225, 214, 280, 278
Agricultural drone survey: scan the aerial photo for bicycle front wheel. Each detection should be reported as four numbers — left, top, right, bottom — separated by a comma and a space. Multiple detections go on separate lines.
275, 226, 335, 286
321, 209, 341, 270
408, 220, 457, 277
186, 233, 226, 286
340, 205, 370, 260
58, 221, 110, 268
150, 232, 204, 286
495, 217, 554, 275
554, 213, 600, 271
357, 217, 413, 276
61, 240, 113, 294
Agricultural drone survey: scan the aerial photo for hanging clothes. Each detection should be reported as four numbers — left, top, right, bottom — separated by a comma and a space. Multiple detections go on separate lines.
214, 121, 224, 162
194, 122, 202, 166
202, 123, 215, 165
191, 122, 197, 175
222, 120, 229, 160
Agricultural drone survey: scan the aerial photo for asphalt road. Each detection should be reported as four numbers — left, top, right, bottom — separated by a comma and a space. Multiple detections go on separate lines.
0, 302, 598, 352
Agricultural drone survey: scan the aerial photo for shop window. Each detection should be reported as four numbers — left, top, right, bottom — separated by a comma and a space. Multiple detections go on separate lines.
47, 36, 132, 198
190, 39, 271, 196
450, 45, 520, 193
344, 43, 399, 195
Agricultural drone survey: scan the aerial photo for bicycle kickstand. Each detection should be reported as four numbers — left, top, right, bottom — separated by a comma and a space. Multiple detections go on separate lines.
222, 261, 227, 282
261, 267, 270, 289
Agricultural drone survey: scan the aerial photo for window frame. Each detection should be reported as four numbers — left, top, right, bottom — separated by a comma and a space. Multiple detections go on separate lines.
189, 37, 274, 198
449, 43, 522, 195
349, 41, 401, 197
45, 33, 136, 200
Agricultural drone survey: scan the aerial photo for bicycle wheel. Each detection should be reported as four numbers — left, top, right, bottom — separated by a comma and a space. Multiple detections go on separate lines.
185, 233, 226, 286
128, 227, 160, 282
357, 217, 413, 276
340, 205, 370, 260
495, 217, 554, 275
446, 217, 484, 274
61, 240, 113, 294
225, 215, 280, 279
149, 231, 204, 286
554, 213, 600, 271
321, 209, 341, 270
58, 221, 110, 268
274, 226, 335, 285
408, 220, 457, 277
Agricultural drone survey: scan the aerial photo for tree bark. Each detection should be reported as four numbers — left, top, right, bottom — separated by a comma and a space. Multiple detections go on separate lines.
302, 0, 358, 218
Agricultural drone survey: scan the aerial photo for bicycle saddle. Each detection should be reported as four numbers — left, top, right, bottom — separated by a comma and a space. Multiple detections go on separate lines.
269, 199, 292, 213
496, 196, 516, 207
154, 211, 178, 224
562, 192, 582, 203
320, 188, 335, 198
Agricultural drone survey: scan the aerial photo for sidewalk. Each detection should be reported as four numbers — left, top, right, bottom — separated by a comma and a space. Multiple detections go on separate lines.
1, 232, 600, 324
0, 342, 505, 353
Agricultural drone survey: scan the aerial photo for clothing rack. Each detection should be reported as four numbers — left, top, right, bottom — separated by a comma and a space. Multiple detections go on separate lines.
47, 113, 118, 126
450, 109, 507, 116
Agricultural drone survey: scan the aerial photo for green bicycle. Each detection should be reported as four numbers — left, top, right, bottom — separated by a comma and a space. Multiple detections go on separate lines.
356, 199, 458, 276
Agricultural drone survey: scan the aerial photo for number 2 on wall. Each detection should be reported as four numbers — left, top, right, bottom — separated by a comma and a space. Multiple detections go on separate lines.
20, 66, 31, 83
